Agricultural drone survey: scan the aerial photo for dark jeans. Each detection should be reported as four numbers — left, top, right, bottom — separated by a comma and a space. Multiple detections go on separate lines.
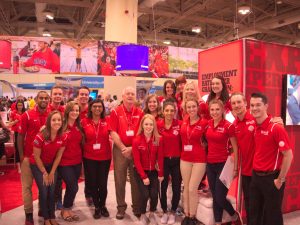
31, 164, 56, 220
206, 163, 235, 223
0, 142, 4, 158
59, 163, 82, 209
54, 172, 62, 204
160, 157, 181, 212
249, 171, 284, 225
83, 161, 92, 198
242, 175, 252, 224
136, 170, 159, 214
83, 158, 111, 209
14, 132, 20, 163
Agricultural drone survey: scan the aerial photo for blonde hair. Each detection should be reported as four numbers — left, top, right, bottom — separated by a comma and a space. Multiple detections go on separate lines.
208, 99, 225, 118
181, 81, 201, 113
137, 114, 160, 143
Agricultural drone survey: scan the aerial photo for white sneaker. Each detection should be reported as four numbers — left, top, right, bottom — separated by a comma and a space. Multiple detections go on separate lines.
167, 213, 176, 224
149, 213, 158, 225
140, 214, 150, 225
160, 213, 168, 224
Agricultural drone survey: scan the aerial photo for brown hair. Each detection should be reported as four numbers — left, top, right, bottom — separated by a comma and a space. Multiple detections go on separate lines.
41, 110, 63, 140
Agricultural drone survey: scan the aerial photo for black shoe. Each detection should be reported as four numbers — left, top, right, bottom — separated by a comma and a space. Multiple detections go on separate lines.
25, 213, 34, 225
38, 209, 43, 217
188, 217, 200, 225
181, 216, 190, 225
93, 208, 101, 219
116, 210, 125, 220
134, 213, 141, 219
100, 206, 110, 217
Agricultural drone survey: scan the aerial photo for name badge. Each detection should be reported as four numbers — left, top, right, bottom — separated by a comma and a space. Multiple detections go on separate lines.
93, 143, 101, 150
126, 130, 134, 136
184, 145, 193, 151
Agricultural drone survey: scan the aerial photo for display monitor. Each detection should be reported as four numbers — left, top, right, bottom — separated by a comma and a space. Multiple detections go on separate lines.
282, 74, 300, 125
89, 90, 98, 100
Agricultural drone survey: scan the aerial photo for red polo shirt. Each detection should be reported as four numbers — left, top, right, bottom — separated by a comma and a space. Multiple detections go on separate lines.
82, 118, 111, 161
48, 104, 65, 114
60, 124, 83, 166
132, 134, 164, 179
253, 116, 291, 172
175, 93, 183, 120
206, 119, 235, 163
10, 110, 23, 132
110, 104, 144, 146
180, 117, 208, 163
157, 119, 182, 158
80, 106, 88, 120
233, 111, 256, 176
18, 107, 51, 157
30, 133, 66, 164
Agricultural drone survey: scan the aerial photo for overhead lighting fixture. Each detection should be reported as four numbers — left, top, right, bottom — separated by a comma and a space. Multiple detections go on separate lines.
192, 26, 201, 33
276, 0, 283, 4
238, 5, 251, 15
43, 11, 54, 20
42, 30, 51, 37
163, 39, 171, 45
298, 23, 300, 29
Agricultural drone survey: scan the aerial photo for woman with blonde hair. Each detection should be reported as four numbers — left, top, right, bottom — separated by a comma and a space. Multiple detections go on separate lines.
132, 114, 164, 225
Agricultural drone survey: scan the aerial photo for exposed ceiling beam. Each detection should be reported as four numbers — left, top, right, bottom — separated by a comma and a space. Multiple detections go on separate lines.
5, 0, 93, 8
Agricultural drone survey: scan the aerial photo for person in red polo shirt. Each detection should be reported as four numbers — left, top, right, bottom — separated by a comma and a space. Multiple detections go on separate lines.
157, 100, 182, 224
249, 93, 293, 225
143, 94, 163, 121
77, 86, 90, 120
175, 75, 187, 120
48, 86, 65, 114
205, 99, 242, 225
81, 99, 112, 220
180, 98, 208, 225
132, 114, 164, 225
58, 101, 84, 222
30, 110, 66, 225
110, 86, 144, 219
17, 91, 50, 225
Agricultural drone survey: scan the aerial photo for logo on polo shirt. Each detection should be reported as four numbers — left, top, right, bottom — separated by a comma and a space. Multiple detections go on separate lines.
217, 127, 225, 133
248, 125, 254, 132
101, 122, 106, 126
261, 130, 269, 135
57, 141, 62, 144
195, 126, 202, 131
138, 146, 146, 150
246, 120, 255, 125
132, 116, 140, 119
173, 130, 179, 135
279, 141, 285, 147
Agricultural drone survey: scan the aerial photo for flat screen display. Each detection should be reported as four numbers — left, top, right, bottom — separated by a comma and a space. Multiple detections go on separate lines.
89, 90, 98, 100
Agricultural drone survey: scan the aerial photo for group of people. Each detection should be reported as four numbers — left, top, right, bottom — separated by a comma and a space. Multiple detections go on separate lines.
3, 74, 293, 225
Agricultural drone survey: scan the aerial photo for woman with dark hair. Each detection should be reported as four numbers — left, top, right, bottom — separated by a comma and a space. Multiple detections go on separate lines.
175, 75, 187, 120
205, 99, 242, 225
159, 80, 176, 102
81, 99, 112, 219
143, 94, 163, 121
59, 101, 84, 222
132, 114, 164, 225
157, 100, 182, 224
206, 75, 232, 113
9, 99, 26, 173
30, 110, 66, 225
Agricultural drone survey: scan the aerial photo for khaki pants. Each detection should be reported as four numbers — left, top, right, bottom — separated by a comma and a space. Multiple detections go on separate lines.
21, 157, 34, 214
113, 145, 141, 215
180, 160, 206, 217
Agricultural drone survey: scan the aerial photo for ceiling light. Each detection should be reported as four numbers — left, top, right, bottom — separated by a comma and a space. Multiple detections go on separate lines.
163, 39, 171, 45
43, 11, 54, 20
298, 23, 300, 29
276, 0, 283, 4
42, 30, 51, 37
238, 5, 251, 15
192, 26, 201, 33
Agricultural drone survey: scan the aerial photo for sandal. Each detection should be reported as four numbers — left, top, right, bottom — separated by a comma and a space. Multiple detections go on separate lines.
61, 211, 73, 222
69, 211, 80, 221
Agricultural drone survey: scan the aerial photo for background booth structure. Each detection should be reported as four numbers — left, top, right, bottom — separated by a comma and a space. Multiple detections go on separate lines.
198, 38, 300, 213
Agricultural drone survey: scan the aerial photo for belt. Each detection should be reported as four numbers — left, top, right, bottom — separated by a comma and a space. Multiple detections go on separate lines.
254, 170, 279, 176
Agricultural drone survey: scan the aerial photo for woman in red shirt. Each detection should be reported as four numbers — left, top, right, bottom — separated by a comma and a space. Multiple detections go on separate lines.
132, 114, 164, 225
143, 94, 163, 121
180, 98, 208, 225
157, 100, 182, 224
205, 99, 241, 225
81, 99, 111, 219
159, 80, 176, 103
59, 101, 84, 222
9, 99, 26, 173
30, 110, 66, 225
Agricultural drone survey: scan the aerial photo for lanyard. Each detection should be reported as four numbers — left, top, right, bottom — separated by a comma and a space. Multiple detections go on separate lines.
186, 120, 198, 145
122, 105, 135, 130
92, 120, 101, 144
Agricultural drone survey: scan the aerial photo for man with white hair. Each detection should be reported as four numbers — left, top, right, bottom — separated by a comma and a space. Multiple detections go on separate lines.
110, 87, 144, 220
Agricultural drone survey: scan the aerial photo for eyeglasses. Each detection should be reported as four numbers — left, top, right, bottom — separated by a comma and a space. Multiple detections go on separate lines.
92, 105, 103, 108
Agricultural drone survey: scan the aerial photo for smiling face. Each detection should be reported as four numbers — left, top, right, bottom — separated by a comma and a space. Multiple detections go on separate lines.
16, 102, 24, 111
211, 77, 223, 95
142, 117, 154, 136
165, 83, 174, 97
69, 104, 80, 121
148, 96, 158, 113
50, 112, 62, 132
250, 97, 268, 119
185, 100, 198, 118
163, 104, 176, 121
78, 88, 89, 106
36, 92, 50, 110
51, 88, 63, 105
91, 102, 104, 118
185, 84, 196, 99
122, 87, 136, 105
209, 102, 224, 121
230, 94, 247, 116
177, 82, 186, 93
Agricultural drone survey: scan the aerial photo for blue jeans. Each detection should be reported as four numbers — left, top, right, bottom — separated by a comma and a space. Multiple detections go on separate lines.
58, 163, 82, 209
206, 162, 235, 223
30, 164, 56, 220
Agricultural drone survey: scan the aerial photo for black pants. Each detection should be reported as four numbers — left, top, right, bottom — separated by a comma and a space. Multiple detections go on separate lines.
83, 161, 92, 198
241, 175, 252, 224
206, 163, 235, 223
136, 170, 159, 214
160, 157, 181, 212
249, 171, 284, 225
54, 173, 63, 204
59, 163, 82, 209
0, 142, 4, 158
83, 158, 111, 209
14, 132, 20, 163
